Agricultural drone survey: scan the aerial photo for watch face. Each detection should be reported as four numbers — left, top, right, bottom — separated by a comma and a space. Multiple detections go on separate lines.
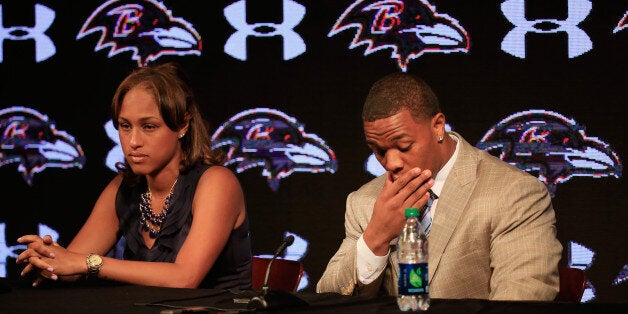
89, 254, 102, 266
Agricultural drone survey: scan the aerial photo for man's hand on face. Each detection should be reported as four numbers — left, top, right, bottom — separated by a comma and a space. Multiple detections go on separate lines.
363, 168, 434, 256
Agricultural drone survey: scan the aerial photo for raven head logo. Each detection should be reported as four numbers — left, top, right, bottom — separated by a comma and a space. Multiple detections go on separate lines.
0, 107, 86, 185
329, 0, 469, 71
77, 0, 201, 66
476, 110, 622, 197
211, 108, 337, 191
614, 11, 628, 33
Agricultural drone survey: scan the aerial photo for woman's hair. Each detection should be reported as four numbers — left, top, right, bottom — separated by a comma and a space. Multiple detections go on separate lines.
111, 62, 225, 181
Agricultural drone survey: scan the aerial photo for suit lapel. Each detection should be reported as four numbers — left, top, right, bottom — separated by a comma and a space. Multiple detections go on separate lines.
428, 133, 479, 282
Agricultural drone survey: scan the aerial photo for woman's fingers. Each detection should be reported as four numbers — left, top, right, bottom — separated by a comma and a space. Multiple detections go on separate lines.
20, 263, 34, 277
32, 276, 46, 287
17, 234, 56, 257
16, 235, 41, 243
19, 257, 58, 287
42, 235, 54, 245
16, 249, 32, 264
16, 248, 52, 264
17, 251, 55, 273
17, 235, 56, 260
39, 269, 58, 281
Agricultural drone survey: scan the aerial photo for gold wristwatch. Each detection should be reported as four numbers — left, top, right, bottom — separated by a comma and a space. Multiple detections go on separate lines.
86, 253, 103, 275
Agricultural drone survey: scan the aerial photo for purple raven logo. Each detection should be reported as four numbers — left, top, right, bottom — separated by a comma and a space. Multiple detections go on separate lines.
476, 110, 622, 197
0, 107, 86, 185
211, 108, 337, 191
77, 0, 201, 66
614, 11, 628, 33
329, 0, 469, 71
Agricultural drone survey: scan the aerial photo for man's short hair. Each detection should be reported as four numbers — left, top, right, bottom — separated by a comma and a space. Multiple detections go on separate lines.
362, 73, 440, 122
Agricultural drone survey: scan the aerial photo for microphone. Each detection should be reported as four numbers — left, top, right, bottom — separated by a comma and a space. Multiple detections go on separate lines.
262, 235, 294, 292
247, 235, 306, 310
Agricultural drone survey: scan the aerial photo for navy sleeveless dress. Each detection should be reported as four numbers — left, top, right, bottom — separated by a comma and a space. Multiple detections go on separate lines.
115, 163, 252, 289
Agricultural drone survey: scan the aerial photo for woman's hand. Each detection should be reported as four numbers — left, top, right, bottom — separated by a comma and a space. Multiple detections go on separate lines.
17, 235, 88, 286
16, 234, 58, 286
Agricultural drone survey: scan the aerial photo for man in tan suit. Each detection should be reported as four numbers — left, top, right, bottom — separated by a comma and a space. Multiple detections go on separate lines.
317, 73, 562, 300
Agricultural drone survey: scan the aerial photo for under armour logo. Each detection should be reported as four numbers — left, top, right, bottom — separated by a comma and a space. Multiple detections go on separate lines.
568, 241, 595, 302
224, 0, 306, 60
501, 0, 592, 58
104, 119, 123, 172
0, 4, 56, 63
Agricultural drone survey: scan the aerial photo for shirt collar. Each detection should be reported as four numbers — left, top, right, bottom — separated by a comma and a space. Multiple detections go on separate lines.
431, 132, 459, 197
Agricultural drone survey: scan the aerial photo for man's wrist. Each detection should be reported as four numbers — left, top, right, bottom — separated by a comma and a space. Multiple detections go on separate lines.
363, 228, 390, 256
356, 235, 389, 284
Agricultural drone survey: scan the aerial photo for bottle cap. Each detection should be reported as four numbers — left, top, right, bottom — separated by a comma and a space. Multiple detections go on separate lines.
404, 208, 419, 217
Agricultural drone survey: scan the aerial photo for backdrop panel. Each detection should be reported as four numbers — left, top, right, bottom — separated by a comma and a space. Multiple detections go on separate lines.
0, 0, 625, 302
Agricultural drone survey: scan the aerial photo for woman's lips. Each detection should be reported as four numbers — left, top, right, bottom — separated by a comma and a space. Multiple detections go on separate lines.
129, 153, 147, 163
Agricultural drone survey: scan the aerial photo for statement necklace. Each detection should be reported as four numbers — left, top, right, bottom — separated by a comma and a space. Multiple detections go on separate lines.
139, 178, 178, 238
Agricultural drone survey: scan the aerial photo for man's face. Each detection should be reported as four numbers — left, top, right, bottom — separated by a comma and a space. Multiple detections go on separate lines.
364, 109, 442, 181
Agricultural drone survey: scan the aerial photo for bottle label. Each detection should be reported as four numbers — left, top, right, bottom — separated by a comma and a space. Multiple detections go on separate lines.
398, 263, 428, 295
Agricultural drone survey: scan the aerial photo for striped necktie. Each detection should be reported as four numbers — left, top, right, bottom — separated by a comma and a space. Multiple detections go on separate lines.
420, 189, 439, 236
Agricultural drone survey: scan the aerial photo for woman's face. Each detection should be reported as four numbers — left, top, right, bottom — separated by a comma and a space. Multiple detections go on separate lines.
117, 86, 182, 176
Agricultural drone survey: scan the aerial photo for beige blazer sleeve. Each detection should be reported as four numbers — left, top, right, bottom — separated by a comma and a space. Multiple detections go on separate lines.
316, 177, 388, 296
488, 174, 561, 300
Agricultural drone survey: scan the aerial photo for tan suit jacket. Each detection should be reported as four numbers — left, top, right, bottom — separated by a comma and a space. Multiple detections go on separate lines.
317, 133, 562, 300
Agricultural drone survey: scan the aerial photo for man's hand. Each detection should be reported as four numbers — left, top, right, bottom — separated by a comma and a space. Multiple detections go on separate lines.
363, 168, 434, 255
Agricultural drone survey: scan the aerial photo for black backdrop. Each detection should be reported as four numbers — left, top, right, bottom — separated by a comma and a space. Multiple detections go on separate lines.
0, 0, 625, 302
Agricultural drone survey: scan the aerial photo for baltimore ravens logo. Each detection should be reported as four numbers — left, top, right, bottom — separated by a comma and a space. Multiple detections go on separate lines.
477, 110, 622, 197
77, 0, 201, 66
211, 108, 337, 191
614, 11, 628, 33
329, 0, 469, 71
0, 107, 86, 185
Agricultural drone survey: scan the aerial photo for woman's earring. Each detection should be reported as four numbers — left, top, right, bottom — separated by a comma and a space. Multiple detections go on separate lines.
438, 135, 444, 143
179, 133, 185, 139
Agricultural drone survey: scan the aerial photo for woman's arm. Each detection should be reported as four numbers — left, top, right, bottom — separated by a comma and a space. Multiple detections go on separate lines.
17, 175, 124, 283
20, 166, 246, 288
96, 166, 246, 288
67, 175, 124, 254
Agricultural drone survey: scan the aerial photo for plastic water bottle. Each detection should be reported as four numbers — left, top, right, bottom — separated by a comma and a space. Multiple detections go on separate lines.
397, 208, 430, 311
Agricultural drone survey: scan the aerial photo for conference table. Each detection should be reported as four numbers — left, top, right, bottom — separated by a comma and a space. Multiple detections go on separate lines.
1, 280, 626, 313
